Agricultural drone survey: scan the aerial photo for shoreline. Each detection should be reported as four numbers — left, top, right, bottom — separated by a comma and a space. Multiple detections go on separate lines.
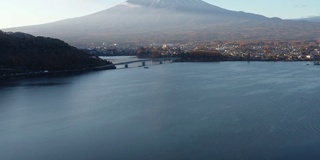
2, 60, 318, 81
0, 64, 116, 81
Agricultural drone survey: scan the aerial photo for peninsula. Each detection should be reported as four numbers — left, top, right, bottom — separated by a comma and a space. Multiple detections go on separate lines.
0, 31, 115, 79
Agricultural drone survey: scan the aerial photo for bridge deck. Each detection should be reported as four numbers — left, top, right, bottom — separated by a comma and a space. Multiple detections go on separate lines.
113, 58, 180, 65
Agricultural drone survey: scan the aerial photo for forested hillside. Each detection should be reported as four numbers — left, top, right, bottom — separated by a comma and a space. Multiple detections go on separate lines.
0, 31, 114, 76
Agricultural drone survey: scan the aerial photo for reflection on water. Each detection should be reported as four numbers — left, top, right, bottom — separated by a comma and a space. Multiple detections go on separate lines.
22, 82, 67, 87
1, 62, 320, 160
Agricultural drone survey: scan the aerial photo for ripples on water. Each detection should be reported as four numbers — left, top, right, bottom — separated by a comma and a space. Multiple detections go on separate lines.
1, 62, 320, 160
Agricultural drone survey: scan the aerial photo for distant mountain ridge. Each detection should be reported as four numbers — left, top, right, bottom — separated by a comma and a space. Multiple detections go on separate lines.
4, 0, 320, 46
294, 16, 320, 23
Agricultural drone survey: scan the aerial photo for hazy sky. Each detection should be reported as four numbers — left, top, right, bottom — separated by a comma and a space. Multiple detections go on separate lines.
0, 0, 319, 29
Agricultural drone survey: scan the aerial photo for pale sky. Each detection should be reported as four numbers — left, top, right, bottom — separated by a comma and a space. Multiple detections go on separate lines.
0, 0, 319, 29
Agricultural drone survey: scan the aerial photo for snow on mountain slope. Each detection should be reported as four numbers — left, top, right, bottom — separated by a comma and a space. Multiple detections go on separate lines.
4, 0, 320, 45
126, 0, 225, 11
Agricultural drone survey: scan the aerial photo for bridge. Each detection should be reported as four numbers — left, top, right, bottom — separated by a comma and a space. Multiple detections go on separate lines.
113, 58, 180, 68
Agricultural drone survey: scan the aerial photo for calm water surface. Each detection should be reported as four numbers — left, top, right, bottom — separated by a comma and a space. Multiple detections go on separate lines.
1, 62, 320, 160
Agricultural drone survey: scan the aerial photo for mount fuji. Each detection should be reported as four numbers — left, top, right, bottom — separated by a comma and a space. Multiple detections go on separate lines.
5, 0, 320, 46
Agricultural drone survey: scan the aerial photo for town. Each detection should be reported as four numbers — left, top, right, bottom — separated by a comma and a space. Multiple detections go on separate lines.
83, 40, 320, 61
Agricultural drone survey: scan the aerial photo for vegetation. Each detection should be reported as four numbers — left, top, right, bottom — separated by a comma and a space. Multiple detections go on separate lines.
0, 31, 115, 78
118, 40, 320, 62
178, 50, 224, 62
136, 47, 163, 58
133, 46, 224, 61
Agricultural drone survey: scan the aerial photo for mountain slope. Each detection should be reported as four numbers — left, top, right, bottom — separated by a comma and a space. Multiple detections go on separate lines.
4, 0, 320, 45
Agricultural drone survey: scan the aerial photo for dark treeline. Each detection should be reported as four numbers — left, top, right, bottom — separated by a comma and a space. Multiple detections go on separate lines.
178, 50, 224, 62
135, 46, 224, 61
136, 47, 162, 58
0, 31, 114, 76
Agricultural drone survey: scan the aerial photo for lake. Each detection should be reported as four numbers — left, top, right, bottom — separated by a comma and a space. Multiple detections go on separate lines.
1, 62, 320, 160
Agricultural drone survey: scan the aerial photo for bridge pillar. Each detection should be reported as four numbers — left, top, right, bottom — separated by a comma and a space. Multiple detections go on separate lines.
125, 64, 128, 68
142, 62, 146, 66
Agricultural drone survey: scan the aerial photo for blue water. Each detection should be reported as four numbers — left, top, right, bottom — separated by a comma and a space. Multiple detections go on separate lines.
1, 62, 320, 160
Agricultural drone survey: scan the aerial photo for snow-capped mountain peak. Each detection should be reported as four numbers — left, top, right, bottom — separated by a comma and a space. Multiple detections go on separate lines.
6, 0, 317, 46
125, 0, 226, 12
119, 2, 141, 8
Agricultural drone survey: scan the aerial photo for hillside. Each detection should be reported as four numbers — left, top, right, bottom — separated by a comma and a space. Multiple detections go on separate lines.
0, 31, 115, 78
4, 0, 320, 46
